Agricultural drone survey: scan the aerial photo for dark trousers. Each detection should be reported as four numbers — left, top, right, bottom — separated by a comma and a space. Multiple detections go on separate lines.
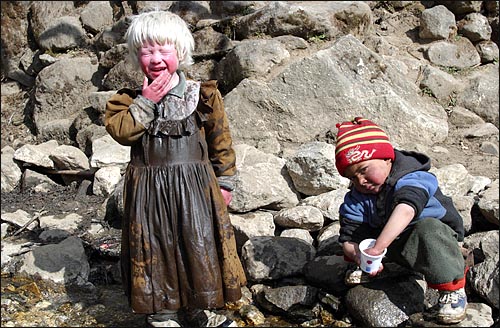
386, 218, 466, 288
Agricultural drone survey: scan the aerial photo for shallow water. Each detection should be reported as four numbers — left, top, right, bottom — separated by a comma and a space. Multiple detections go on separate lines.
0, 272, 306, 327
1, 272, 145, 327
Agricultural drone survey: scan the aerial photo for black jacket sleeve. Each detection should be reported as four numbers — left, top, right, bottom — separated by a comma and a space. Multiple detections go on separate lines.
392, 185, 429, 218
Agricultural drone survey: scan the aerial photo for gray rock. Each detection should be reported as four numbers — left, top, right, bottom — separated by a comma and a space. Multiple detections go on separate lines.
241, 236, 315, 282
230, 211, 276, 252
458, 13, 492, 42
286, 142, 347, 196
19, 236, 90, 286
469, 253, 499, 310
1, 146, 22, 193
426, 38, 481, 69
478, 179, 499, 227
346, 276, 426, 327
230, 144, 300, 212
419, 5, 457, 40
274, 205, 324, 232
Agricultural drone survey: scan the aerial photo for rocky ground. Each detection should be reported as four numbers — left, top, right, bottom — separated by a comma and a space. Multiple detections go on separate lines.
2, 76, 498, 249
2, 78, 498, 210
1, 6, 498, 324
0, 87, 300, 327
2, 79, 499, 328
1, 0, 499, 326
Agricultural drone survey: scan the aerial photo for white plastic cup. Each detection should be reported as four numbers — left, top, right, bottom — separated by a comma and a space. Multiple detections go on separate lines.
359, 238, 387, 273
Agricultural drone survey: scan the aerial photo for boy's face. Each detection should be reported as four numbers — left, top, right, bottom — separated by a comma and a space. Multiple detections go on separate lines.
344, 159, 392, 194
138, 41, 179, 81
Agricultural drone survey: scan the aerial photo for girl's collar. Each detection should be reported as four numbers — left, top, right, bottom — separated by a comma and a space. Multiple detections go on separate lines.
166, 71, 185, 98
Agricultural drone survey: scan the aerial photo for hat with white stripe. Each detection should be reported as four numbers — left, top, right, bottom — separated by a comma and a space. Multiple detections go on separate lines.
335, 117, 395, 177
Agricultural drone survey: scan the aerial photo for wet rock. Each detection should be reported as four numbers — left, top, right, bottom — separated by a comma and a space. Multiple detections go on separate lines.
345, 275, 426, 327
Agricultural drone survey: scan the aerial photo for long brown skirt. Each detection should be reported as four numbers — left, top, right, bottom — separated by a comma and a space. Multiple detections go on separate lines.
120, 130, 246, 314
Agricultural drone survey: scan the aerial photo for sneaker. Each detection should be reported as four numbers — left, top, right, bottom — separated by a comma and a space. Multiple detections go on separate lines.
186, 309, 238, 327
344, 267, 372, 286
437, 288, 467, 324
146, 312, 182, 327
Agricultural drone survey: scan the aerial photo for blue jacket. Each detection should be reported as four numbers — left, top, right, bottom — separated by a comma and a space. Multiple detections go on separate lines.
338, 150, 464, 243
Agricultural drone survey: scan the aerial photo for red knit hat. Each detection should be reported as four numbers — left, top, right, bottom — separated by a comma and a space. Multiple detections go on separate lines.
335, 117, 395, 177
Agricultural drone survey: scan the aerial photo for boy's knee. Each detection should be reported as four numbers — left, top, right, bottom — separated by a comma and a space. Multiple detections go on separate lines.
413, 218, 457, 240
413, 218, 447, 233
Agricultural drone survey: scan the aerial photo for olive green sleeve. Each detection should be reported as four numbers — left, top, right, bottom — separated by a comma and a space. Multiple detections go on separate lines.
200, 82, 237, 180
105, 90, 155, 146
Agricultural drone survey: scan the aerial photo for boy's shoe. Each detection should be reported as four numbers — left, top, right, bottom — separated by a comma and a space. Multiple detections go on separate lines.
186, 309, 238, 327
344, 267, 372, 286
146, 312, 182, 327
436, 287, 467, 324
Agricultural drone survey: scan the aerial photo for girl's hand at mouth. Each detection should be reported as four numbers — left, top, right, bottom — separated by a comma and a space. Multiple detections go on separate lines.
142, 69, 179, 103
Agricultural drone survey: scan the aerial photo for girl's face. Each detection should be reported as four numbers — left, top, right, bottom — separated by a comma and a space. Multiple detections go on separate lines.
138, 41, 179, 81
344, 159, 392, 194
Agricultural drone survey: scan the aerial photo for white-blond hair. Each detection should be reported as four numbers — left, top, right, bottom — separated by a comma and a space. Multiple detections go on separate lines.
125, 10, 194, 69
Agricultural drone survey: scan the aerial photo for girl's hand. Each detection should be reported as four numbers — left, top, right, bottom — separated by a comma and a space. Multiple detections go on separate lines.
141, 70, 178, 103
220, 188, 232, 206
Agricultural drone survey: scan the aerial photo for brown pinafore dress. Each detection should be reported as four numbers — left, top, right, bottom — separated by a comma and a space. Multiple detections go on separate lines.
120, 80, 245, 314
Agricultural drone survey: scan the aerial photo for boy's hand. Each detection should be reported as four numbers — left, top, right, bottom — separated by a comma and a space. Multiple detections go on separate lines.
343, 241, 360, 265
368, 262, 384, 276
364, 247, 385, 257
363, 246, 385, 276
